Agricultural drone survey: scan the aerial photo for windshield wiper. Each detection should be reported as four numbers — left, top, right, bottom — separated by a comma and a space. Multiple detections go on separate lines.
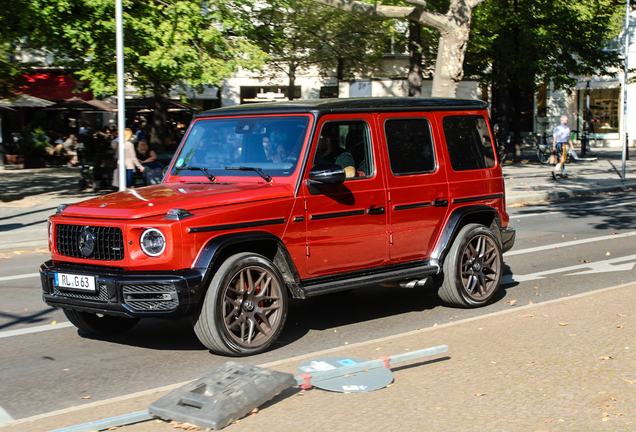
175, 166, 216, 182
225, 166, 272, 182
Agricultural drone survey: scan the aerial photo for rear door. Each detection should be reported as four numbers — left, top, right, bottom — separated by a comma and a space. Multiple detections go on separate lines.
379, 113, 450, 262
437, 112, 504, 217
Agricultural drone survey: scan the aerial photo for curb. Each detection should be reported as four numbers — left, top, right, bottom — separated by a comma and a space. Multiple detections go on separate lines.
506, 181, 636, 205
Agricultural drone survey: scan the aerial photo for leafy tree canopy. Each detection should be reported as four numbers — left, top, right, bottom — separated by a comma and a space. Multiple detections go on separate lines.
465, 0, 624, 93
236, 0, 394, 98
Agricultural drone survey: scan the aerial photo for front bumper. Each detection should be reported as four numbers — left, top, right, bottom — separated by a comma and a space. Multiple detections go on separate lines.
40, 260, 206, 318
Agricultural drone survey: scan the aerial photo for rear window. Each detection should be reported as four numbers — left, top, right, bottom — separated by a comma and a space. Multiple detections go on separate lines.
442, 115, 495, 171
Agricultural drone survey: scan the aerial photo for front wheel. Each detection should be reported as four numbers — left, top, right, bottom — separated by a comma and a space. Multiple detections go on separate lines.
537, 148, 550, 164
193, 253, 288, 356
63, 309, 140, 335
437, 224, 503, 308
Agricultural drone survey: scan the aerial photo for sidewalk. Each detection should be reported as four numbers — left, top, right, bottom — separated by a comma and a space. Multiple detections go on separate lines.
2, 282, 636, 432
1, 149, 636, 431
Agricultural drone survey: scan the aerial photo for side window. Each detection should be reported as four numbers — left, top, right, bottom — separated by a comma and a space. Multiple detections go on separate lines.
384, 118, 436, 175
313, 120, 373, 179
443, 115, 496, 171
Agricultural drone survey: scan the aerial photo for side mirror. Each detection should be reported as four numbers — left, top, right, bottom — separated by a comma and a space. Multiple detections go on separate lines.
308, 164, 346, 184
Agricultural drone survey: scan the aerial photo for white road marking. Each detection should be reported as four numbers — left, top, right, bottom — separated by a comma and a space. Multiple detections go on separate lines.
502, 253, 636, 284
0, 322, 74, 339
0, 405, 13, 424
0, 273, 40, 282
505, 230, 636, 256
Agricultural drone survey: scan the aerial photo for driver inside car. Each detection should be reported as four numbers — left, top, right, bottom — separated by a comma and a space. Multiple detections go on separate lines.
314, 126, 356, 178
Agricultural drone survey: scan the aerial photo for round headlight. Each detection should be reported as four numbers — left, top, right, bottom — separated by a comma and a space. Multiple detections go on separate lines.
140, 228, 166, 257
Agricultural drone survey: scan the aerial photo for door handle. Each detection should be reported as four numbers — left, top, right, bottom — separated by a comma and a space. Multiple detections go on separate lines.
367, 205, 386, 215
433, 198, 449, 207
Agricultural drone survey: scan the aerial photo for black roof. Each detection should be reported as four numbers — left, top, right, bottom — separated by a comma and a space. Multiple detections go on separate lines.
196, 97, 488, 119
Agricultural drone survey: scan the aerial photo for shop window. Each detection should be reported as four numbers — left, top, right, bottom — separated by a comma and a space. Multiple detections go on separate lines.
537, 84, 547, 118
579, 88, 620, 137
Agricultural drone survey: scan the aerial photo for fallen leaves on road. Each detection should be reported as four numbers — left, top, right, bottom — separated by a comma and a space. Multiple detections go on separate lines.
80, 396, 91, 399
559, 322, 569, 326
579, 259, 589, 263
607, 252, 611, 256
171, 421, 204, 431
599, 355, 614, 360
617, 325, 624, 329
506, 300, 517, 306
618, 314, 627, 317
474, 393, 486, 397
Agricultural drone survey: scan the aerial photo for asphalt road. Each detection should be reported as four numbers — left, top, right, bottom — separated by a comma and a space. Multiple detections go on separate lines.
1, 190, 636, 421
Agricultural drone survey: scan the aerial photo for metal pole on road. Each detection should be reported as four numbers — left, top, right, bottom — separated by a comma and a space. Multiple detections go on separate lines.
116, 0, 127, 191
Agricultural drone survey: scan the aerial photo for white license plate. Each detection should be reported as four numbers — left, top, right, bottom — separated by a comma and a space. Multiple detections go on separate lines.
54, 273, 97, 292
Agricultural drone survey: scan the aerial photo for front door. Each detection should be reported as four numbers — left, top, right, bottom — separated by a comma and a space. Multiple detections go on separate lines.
302, 115, 388, 275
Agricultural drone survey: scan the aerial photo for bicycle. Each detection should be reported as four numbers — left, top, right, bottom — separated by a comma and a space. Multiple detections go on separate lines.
536, 132, 551, 165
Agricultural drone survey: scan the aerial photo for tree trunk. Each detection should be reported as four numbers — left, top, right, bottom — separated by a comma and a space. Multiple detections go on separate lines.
430, 26, 470, 98
511, 84, 522, 162
151, 87, 168, 150
337, 58, 344, 81
408, 21, 423, 97
288, 63, 297, 101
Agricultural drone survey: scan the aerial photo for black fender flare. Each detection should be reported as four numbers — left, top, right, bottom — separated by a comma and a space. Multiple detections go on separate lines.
430, 205, 503, 268
192, 231, 304, 299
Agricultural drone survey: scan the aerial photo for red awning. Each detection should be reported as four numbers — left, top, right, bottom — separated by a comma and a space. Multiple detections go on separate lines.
17, 73, 93, 101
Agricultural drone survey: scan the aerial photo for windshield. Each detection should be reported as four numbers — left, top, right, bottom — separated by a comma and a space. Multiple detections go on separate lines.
171, 115, 310, 180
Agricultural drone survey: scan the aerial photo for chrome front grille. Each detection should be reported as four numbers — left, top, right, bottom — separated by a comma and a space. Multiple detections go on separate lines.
122, 283, 179, 312
56, 225, 124, 261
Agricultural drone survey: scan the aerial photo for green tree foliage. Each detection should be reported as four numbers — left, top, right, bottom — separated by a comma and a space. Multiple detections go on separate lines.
465, 0, 623, 156
29, 0, 266, 147
240, 0, 393, 100
0, 0, 45, 98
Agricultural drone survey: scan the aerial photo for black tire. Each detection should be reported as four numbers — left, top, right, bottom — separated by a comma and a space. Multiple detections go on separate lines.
193, 252, 288, 356
437, 224, 503, 308
63, 309, 140, 335
537, 148, 550, 165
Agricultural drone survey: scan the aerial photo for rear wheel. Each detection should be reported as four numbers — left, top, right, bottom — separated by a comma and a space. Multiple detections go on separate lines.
63, 309, 140, 335
193, 253, 288, 356
437, 224, 503, 308
537, 148, 550, 164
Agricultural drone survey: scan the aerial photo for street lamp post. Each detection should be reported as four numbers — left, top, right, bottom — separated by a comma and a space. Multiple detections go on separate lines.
116, 0, 126, 191
622, 0, 631, 181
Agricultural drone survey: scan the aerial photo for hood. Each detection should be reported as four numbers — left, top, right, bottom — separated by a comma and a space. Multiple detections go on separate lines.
61, 182, 295, 219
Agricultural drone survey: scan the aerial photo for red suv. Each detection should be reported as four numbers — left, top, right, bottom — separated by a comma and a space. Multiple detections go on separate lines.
40, 98, 515, 356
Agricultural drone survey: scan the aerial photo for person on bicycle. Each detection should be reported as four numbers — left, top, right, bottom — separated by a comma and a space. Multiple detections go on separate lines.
552, 115, 572, 179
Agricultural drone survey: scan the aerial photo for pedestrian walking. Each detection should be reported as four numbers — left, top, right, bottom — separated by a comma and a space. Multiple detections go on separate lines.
552, 115, 573, 179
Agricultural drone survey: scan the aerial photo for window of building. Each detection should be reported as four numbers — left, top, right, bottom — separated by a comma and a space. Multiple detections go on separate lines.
442, 115, 496, 171
578, 87, 620, 138
384, 118, 436, 175
537, 84, 547, 118
320, 86, 338, 99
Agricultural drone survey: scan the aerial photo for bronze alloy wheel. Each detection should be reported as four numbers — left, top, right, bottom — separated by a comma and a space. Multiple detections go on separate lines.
460, 233, 500, 300
438, 223, 503, 308
194, 252, 288, 356
221, 264, 285, 348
